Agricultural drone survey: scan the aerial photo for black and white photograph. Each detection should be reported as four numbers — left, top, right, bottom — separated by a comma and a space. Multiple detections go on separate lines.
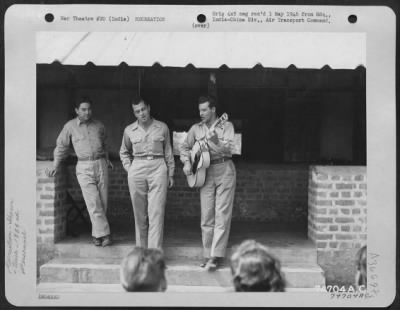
4, 4, 396, 307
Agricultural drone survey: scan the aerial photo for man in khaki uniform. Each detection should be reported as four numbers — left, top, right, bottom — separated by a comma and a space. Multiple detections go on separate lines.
180, 75, 237, 271
120, 95, 174, 249
47, 97, 113, 247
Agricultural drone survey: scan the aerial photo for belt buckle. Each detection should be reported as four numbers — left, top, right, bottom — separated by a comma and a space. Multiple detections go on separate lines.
146, 155, 154, 160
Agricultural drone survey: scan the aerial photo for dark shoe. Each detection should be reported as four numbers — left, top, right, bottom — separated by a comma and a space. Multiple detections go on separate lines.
199, 257, 210, 268
101, 235, 112, 247
205, 257, 222, 271
92, 237, 102, 247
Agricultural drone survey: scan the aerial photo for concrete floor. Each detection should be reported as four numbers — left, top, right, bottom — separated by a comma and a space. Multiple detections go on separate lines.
66, 219, 309, 248
61, 219, 356, 287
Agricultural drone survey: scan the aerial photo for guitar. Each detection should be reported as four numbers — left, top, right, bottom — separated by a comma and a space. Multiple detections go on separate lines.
186, 113, 229, 188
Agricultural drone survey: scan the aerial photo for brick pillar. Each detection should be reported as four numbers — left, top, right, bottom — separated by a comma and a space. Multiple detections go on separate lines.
308, 165, 367, 251
36, 162, 70, 269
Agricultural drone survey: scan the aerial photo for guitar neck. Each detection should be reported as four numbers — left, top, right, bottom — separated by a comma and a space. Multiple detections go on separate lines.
200, 113, 228, 142
208, 115, 226, 134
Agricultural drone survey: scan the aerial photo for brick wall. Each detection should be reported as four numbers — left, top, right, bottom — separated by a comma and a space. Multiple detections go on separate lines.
36, 162, 70, 272
308, 165, 367, 251
37, 161, 367, 286
65, 160, 309, 225
37, 161, 366, 238
36, 163, 70, 243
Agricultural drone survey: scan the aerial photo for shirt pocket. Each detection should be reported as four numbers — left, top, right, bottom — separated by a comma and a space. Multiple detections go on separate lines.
96, 127, 105, 141
131, 137, 144, 154
152, 136, 165, 154
71, 133, 85, 145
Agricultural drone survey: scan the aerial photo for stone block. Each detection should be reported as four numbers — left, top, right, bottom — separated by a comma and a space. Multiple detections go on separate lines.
335, 200, 355, 206
335, 217, 354, 224
329, 225, 339, 232
335, 234, 355, 240
336, 183, 355, 190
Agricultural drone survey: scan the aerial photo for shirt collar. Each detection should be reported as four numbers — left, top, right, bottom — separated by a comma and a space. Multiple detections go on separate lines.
131, 118, 160, 131
76, 117, 93, 126
131, 121, 139, 131
198, 117, 221, 129
198, 121, 210, 129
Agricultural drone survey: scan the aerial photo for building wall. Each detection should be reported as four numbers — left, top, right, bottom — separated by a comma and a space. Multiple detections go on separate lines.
307, 165, 367, 287
37, 87, 136, 155
36, 66, 366, 164
36, 163, 367, 231
36, 162, 367, 286
308, 165, 367, 251
65, 161, 309, 225
36, 162, 70, 273
319, 93, 354, 162
37, 87, 72, 149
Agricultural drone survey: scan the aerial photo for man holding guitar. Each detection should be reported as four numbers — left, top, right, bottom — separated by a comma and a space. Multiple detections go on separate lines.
180, 74, 237, 271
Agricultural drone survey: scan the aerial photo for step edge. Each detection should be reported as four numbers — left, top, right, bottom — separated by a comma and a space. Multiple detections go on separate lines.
55, 244, 317, 250
40, 263, 324, 273
37, 282, 327, 293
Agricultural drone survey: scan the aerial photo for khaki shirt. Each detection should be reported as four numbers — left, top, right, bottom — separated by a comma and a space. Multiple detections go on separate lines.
180, 120, 235, 163
53, 117, 108, 168
119, 119, 175, 177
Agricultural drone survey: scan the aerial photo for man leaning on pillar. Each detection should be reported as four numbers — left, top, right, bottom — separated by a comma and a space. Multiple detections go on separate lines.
46, 96, 113, 247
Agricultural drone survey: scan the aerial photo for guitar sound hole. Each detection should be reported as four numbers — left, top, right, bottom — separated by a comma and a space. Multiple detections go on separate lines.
192, 154, 200, 174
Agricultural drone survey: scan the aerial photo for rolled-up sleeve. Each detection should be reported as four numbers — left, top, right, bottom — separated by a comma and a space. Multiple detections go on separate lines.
53, 125, 71, 168
163, 127, 175, 177
180, 126, 196, 164
119, 129, 133, 172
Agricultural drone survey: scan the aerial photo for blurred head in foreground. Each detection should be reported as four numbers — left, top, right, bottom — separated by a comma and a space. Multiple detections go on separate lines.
120, 246, 167, 292
230, 240, 286, 292
355, 245, 367, 289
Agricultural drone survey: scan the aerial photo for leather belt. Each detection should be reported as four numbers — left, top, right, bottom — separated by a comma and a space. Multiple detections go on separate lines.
210, 157, 231, 165
78, 155, 106, 161
134, 155, 164, 160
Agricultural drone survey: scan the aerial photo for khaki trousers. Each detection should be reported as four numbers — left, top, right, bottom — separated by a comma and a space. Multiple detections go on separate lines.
200, 160, 236, 258
127, 158, 168, 249
76, 158, 110, 238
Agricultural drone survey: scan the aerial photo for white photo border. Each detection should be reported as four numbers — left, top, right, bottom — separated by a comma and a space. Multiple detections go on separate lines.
4, 4, 396, 307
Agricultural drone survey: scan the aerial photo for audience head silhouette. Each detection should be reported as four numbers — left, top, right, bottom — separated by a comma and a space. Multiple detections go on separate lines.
120, 246, 167, 292
230, 240, 286, 292
355, 245, 367, 289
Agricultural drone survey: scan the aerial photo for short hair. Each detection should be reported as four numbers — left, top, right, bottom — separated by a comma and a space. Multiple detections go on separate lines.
75, 96, 92, 109
230, 240, 286, 292
131, 93, 147, 106
355, 245, 367, 287
120, 247, 167, 292
198, 95, 216, 109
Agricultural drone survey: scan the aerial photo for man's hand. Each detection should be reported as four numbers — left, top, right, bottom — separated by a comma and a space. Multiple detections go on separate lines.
124, 164, 130, 173
107, 159, 114, 170
183, 161, 192, 176
168, 176, 174, 188
46, 167, 57, 177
